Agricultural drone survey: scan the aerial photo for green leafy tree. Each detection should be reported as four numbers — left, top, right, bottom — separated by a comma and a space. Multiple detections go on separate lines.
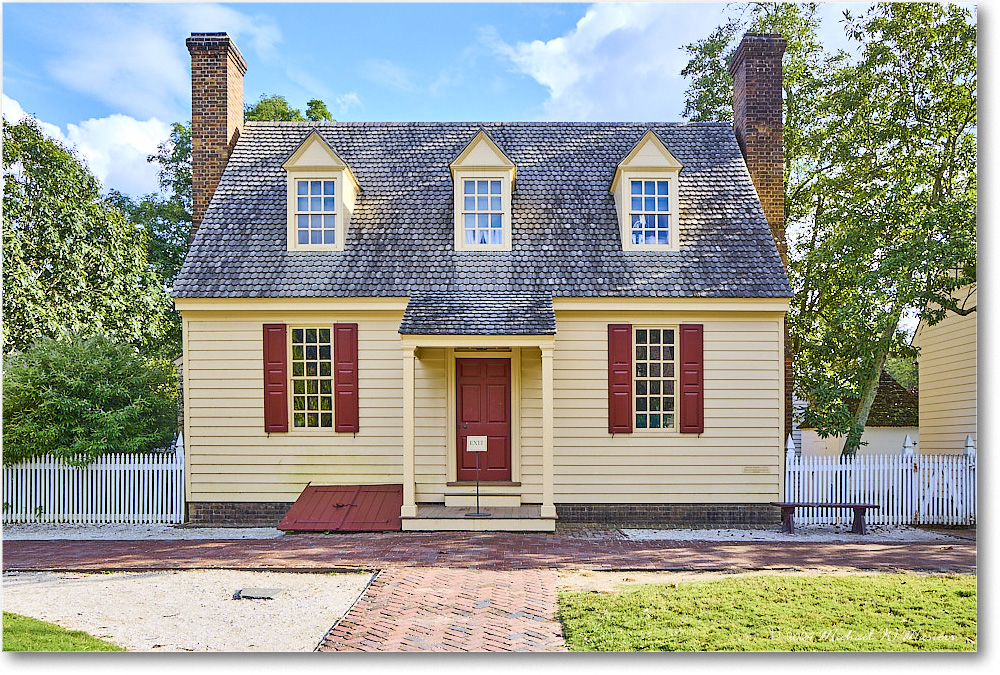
2, 334, 178, 466
245, 94, 306, 121
681, 2, 976, 455
306, 98, 333, 121
104, 123, 192, 358
2, 119, 171, 355
245, 94, 335, 122
801, 3, 975, 454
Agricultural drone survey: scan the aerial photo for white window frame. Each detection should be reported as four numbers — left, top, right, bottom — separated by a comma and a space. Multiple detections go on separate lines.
625, 177, 675, 250
288, 325, 336, 431
633, 325, 679, 432
289, 176, 339, 251
452, 170, 513, 252
619, 171, 679, 252
458, 175, 507, 249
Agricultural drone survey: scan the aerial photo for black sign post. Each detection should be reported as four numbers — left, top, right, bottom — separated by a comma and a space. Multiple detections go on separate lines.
464, 435, 490, 518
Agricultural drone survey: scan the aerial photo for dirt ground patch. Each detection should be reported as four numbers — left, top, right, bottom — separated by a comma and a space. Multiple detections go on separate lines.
3, 569, 373, 652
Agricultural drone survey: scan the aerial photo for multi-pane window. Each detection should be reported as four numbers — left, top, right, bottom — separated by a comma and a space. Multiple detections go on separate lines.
630, 179, 671, 246
295, 179, 336, 246
463, 179, 503, 245
634, 327, 676, 430
291, 328, 333, 428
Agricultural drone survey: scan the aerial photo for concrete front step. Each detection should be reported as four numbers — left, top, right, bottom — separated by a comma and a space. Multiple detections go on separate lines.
444, 493, 522, 508
401, 504, 556, 532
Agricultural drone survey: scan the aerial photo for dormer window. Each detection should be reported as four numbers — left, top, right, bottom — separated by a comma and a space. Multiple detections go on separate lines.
283, 131, 359, 252
612, 130, 682, 252
629, 179, 672, 246
463, 179, 504, 245
450, 130, 516, 252
295, 179, 337, 245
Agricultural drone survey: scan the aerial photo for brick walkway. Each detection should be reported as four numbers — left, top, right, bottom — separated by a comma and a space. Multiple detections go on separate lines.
2, 532, 976, 573
318, 568, 564, 652
3, 533, 974, 653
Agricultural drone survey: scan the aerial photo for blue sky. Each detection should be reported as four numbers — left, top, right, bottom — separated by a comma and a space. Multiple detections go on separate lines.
0, 1, 956, 198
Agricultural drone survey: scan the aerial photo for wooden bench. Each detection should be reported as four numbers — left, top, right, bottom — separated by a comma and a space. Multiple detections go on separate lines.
769, 502, 879, 535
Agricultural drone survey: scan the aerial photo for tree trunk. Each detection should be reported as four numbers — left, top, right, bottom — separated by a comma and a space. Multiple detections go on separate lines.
841, 311, 902, 457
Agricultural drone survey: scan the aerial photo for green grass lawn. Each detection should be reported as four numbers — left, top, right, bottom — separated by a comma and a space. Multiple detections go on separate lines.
559, 573, 976, 651
3, 612, 126, 652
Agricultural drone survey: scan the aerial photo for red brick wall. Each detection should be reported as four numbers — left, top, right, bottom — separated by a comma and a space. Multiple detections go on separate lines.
186, 33, 246, 242
729, 33, 792, 446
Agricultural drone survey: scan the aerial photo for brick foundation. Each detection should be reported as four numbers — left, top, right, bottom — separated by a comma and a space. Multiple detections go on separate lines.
187, 501, 779, 528
556, 503, 780, 528
187, 502, 294, 527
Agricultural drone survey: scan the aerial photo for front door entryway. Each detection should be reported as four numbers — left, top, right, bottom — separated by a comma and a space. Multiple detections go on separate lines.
456, 358, 512, 481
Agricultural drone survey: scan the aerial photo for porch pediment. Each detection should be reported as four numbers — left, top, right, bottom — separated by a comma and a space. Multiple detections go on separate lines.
399, 293, 556, 336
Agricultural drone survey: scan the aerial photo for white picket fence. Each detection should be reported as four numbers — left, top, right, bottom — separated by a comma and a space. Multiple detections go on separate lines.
784, 442, 976, 526
2, 435, 185, 524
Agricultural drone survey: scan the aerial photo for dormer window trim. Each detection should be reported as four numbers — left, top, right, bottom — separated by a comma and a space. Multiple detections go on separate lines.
283, 131, 360, 253
450, 130, 516, 252
611, 130, 683, 253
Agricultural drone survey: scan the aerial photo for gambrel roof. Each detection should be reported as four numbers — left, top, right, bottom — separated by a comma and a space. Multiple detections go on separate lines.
172, 121, 791, 301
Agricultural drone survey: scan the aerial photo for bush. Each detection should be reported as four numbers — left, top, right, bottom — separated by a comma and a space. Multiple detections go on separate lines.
2, 334, 178, 466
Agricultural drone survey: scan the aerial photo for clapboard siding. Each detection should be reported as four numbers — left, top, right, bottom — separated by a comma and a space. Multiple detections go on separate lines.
184, 310, 406, 501
914, 286, 977, 455
551, 311, 784, 503
183, 304, 786, 505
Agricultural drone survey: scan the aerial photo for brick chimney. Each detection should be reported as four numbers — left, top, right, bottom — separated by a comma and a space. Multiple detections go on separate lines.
186, 32, 246, 242
728, 33, 786, 267
729, 33, 793, 449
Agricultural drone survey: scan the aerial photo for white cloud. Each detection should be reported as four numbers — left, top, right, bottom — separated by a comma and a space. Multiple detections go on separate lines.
335, 92, 363, 117
41, 3, 281, 122
4, 94, 170, 197
490, 2, 726, 120
361, 58, 417, 92
3, 94, 65, 141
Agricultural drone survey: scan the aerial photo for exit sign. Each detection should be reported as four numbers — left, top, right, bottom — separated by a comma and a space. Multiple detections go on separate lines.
467, 436, 487, 453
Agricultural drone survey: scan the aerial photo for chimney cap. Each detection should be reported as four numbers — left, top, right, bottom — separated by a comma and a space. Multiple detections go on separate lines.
728, 33, 786, 76
186, 32, 247, 73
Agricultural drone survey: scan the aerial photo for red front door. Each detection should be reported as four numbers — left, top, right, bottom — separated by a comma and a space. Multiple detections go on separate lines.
456, 358, 512, 481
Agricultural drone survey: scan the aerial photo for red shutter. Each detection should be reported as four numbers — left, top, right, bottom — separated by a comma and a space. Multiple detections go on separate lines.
263, 324, 288, 432
679, 324, 704, 433
334, 323, 359, 432
608, 324, 633, 433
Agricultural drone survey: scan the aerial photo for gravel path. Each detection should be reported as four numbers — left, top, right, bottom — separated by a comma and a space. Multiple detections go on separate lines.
620, 524, 964, 543
2, 569, 373, 652
2, 523, 285, 540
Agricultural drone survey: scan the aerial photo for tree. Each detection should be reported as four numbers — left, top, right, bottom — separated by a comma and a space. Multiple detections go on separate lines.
804, 4, 975, 454
2, 119, 171, 355
681, 3, 976, 455
246, 94, 305, 121
245, 94, 334, 122
2, 334, 178, 466
306, 99, 333, 122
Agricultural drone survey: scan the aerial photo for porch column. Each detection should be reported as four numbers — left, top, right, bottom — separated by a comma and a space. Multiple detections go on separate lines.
541, 345, 556, 518
401, 344, 417, 518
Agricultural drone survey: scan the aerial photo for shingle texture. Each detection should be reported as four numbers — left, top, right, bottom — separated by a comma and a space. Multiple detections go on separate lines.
400, 293, 556, 335
172, 122, 792, 301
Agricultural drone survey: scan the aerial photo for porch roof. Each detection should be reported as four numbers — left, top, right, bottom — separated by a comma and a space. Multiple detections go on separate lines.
399, 293, 556, 335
